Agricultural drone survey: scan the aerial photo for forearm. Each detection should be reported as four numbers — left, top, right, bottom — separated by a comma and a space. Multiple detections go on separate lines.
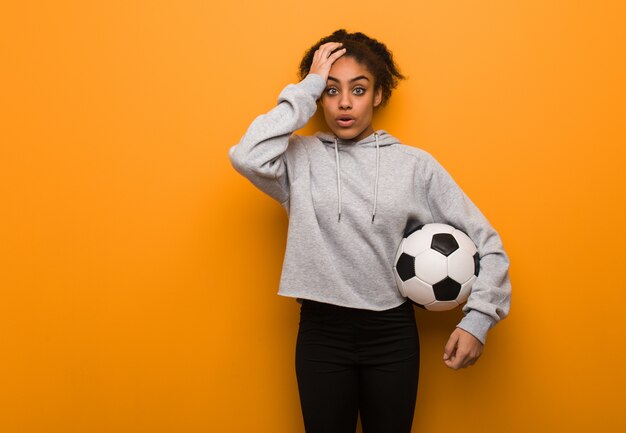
229, 74, 325, 178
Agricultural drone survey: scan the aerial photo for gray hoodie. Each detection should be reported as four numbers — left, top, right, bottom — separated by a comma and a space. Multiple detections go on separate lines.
228, 73, 511, 344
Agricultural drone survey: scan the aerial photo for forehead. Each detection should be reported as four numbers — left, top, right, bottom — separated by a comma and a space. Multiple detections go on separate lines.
327, 56, 373, 82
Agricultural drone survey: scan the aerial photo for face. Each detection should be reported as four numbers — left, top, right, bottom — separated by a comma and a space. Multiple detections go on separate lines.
320, 56, 383, 142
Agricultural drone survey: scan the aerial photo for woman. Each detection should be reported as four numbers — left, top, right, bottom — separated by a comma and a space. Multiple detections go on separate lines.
229, 29, 511, 433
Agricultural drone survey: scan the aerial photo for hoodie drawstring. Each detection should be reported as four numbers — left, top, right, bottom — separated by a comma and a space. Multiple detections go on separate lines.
334, 132, 380, 223
334, 137, 342, 222
372, 132, 380, 223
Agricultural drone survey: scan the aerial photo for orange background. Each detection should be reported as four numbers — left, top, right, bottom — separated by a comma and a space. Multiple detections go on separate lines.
1, 1, 625, 432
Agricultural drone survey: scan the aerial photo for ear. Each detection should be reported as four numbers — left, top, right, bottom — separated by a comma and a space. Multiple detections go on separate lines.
374, 86, 383, 107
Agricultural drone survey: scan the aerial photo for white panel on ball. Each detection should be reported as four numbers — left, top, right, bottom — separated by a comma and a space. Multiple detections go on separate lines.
402, 231, 432, 256
457, 276, 476, 304
413, 249, 448, 285
452, 230, 477, 254
426, 300, 459, 311
447, 249, 475, 284
403, 277, 436, 305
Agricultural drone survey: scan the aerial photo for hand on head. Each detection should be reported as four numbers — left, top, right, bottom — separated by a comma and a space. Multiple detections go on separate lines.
308, 42, 346, 81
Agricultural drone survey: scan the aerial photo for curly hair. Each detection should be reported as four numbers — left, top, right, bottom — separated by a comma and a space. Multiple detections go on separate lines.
298, 29, 406, 106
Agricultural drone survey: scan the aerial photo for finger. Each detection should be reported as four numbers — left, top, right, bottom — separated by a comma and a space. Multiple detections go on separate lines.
328, 47, 347, 60
446, 341, 472, 369
320, 41, 344, 50
318, 42, 343, 58
451, 352, 469, 370
459, 353, 472, 369
444, 356, 461, 370
443, 332, 459, 360
458, 348, 480, 369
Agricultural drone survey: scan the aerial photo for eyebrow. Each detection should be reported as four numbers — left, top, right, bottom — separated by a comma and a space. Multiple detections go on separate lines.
327, 75, 370, 83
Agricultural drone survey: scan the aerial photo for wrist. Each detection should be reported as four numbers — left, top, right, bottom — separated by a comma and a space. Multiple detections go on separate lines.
457, 310, 496, 345
300, 73, 327, 99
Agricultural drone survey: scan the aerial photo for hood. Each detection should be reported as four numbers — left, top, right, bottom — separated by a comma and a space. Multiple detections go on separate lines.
314, 130, 400, 223
315, 129, 400, 148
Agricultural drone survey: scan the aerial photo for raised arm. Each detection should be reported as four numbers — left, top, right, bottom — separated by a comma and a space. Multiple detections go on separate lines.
228, 42, 346, 204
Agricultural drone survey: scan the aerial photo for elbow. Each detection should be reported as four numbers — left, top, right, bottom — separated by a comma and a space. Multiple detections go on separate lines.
228, 144, 281, 180
228, 144, 251, 174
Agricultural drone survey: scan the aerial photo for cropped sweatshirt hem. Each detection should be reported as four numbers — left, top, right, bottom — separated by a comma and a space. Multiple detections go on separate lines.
229, 73, 511, 344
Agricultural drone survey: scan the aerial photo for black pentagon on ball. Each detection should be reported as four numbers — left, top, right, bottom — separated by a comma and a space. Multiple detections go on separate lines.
432, 277, 462, 301
473, 252, 480, 276
431, 233, 459, 257
396, 253, 416, 281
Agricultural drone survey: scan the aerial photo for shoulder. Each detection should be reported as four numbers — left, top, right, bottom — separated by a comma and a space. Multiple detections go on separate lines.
387, 142, 439, 165
385, 143, 453, 183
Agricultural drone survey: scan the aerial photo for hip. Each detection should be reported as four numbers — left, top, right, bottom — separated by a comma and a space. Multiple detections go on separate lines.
297, 299, 419, 363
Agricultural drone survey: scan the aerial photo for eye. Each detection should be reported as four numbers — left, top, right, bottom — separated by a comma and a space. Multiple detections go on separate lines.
353, 87, 366, 95
325, 87, 338, 96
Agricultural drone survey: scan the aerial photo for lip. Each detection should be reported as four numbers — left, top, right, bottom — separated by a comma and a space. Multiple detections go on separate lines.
336, 116, 355, 128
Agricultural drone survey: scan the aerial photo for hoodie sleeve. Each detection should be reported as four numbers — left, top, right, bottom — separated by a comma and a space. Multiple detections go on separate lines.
228, 73, 327, 204
420, 153, 511, 345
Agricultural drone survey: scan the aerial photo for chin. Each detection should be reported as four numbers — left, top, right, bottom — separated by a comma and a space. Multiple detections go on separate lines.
335, 131, 355, 140
333, 128, 363, 141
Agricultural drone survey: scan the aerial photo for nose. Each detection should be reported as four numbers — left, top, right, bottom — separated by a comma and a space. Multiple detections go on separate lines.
339, 93, 352, 110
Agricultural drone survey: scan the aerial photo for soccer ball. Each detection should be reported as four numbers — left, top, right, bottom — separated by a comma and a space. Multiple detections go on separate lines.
393, 223, 480, 311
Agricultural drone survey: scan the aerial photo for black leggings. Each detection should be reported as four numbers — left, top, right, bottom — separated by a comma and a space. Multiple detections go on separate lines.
295, 299, 420, 433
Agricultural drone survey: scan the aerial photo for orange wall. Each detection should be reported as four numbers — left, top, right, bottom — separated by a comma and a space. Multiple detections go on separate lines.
1, 1, 625, 432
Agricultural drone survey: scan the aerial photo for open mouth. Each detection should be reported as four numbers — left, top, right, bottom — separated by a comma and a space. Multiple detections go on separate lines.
336, 116, 355, 128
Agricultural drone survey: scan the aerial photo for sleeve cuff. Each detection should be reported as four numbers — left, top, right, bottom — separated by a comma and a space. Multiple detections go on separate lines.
299, 73, 326, 99
456, 310, 496, 345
